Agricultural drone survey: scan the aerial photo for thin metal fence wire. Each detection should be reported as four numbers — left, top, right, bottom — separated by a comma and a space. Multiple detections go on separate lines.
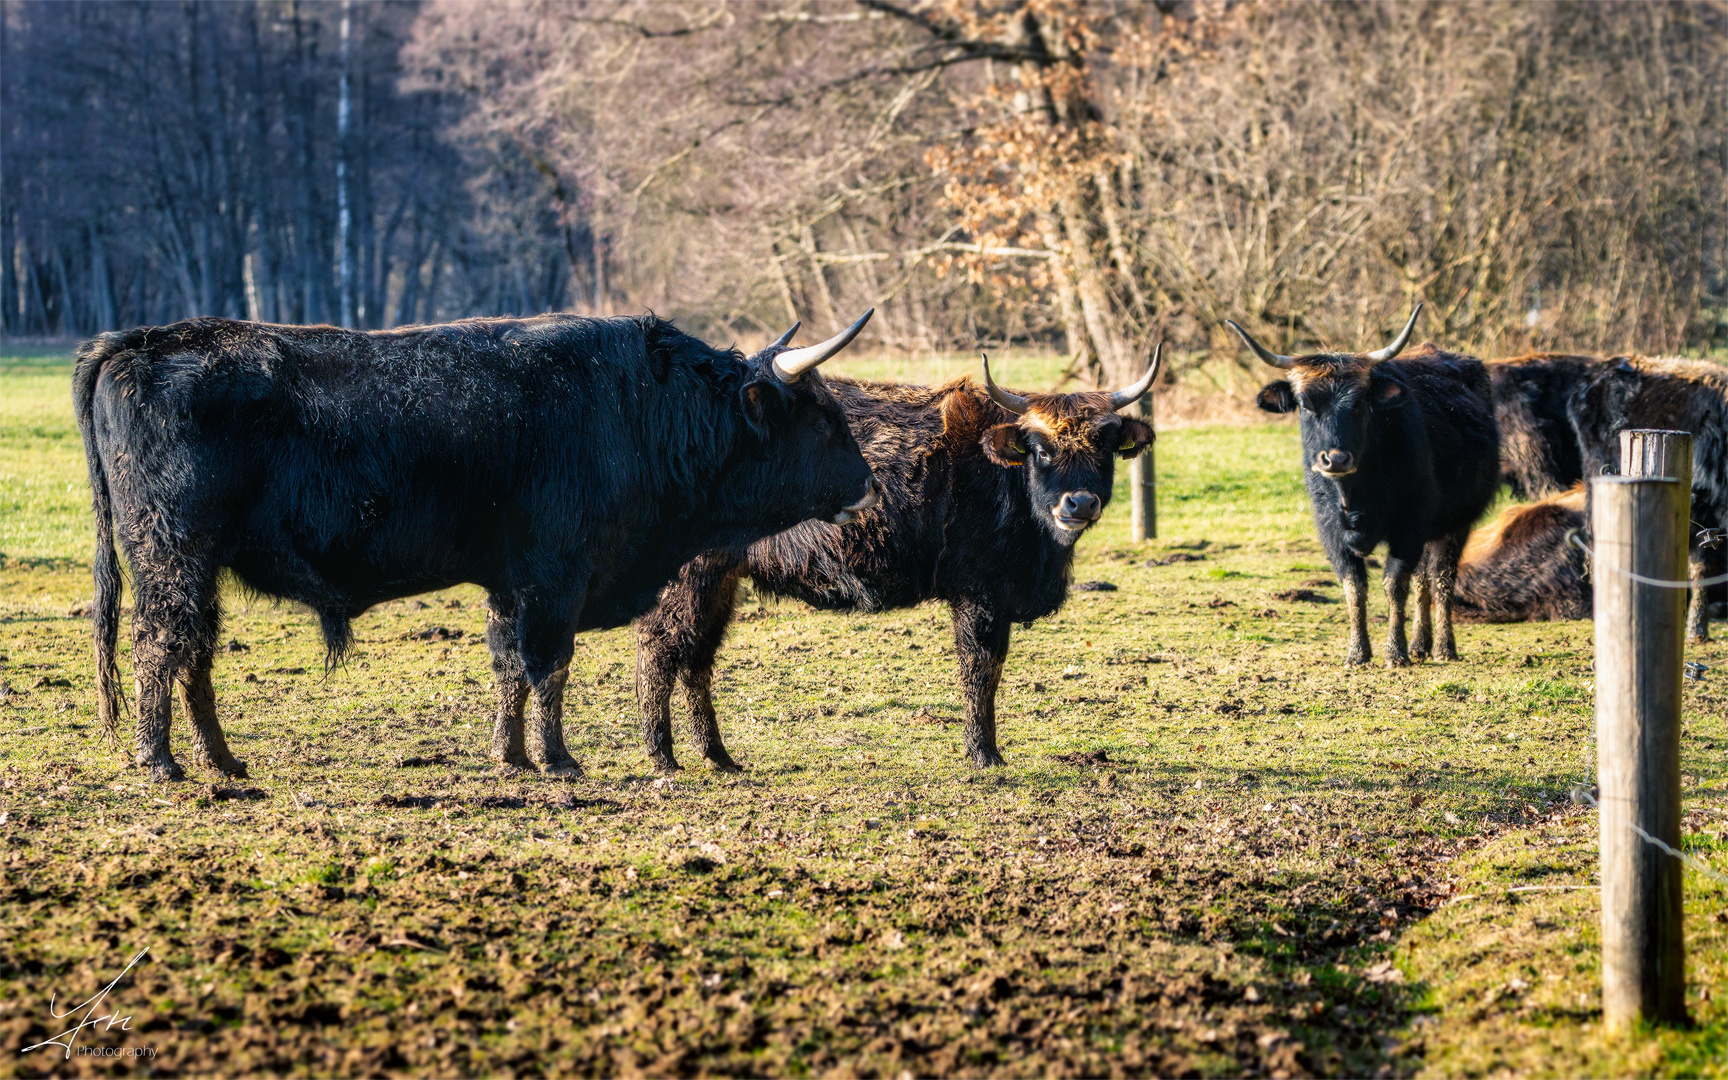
1567, 530, 1728, 589
1571, 785, 1728, 888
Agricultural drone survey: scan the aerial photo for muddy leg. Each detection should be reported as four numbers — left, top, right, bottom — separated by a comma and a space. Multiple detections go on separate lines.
1410, 567, 1434, 662
1687, 543, 1711, 644
129, 561, 219, 782
519, 590, 584, 777
635, 555, 744, 773
485, 594, 531, 768
1340, 555, 1372, 666
179, 595, 246, 776
1382, 555, 1415, 668
1429, 529, 1466, 661
952, 598, 1011, 767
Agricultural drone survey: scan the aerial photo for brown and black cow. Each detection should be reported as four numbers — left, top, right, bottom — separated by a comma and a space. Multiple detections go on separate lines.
634, 351, 1161, 771
1238, 305, 1500, 666
1453, 485, 1591, 623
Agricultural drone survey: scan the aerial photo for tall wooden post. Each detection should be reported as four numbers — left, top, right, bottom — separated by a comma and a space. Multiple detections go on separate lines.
1592, 471, 1688, 1032
1129, 396, 1156, 540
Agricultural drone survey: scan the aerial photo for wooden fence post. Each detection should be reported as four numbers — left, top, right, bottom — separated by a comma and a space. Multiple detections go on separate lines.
1592, 470, 1688, 1032
1621, 428, 1709, 644
1130, 396, 1156, 540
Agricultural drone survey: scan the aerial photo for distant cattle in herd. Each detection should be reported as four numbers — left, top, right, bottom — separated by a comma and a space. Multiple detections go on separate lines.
634, 351, 1161, 771
1239, 306, 1500, 666
77, 311, 879, 781
1486, 353, 1728, 640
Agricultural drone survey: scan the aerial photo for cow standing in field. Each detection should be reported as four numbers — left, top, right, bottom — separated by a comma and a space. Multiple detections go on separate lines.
1571, 355, 1728, 642
632, 351, 1160, 771
1486, 352, 1727, 640
76, 312, 879, 781
1238, 306, 1499, 666
1488, 353, 1600, 497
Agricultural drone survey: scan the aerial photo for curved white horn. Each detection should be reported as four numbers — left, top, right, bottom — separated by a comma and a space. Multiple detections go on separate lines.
771, 309, 873, 382
1226, 319, 1296, 370
1108, 342, 1163, 411
981, 353, 1030, 415
1364, 303, 1423, 364
765, 320, 800, 351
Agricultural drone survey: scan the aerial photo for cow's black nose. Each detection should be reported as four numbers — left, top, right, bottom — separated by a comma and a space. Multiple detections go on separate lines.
1059, 491, 1101, 521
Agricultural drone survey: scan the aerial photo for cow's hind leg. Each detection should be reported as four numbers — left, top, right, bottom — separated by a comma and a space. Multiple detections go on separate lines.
952, 598, 1011, 767
1429, 529, 1467, 661
485, 594, 532, 769
635, 555, 745, 773
129, 556, 221, 781
1687, 536, 1712, 644
518, 590, 584, 778
178, 591, 245, 777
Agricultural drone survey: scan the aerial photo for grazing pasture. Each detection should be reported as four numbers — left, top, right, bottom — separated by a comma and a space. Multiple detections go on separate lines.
3, 348, 1727, 1077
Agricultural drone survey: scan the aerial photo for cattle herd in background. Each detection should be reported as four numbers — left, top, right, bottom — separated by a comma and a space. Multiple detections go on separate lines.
70, 304, 1727, 781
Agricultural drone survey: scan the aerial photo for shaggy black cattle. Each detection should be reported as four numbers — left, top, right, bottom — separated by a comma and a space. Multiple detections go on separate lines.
1570, 355, 1728, 642
1238, 305, 1499, 666
632, 350, 1161, 771
1454, 485, 1591, 622
77, 311, 879, 781
1487, 352, 1600, 497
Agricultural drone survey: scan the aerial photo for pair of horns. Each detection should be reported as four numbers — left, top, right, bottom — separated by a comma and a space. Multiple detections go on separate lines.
762, 309, 875, 382
1227, 304, 1424, 369
982, 343, 1163, 416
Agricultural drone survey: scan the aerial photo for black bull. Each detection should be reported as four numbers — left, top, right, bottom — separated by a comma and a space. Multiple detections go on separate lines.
634, 353, 1160, 771
76, 312, 878, 781
1236, 306, 1499, 666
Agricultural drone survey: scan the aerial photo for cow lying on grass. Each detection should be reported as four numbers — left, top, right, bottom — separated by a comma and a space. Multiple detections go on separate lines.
1453, 486, 1591, 622
633, 351, 1160, 771
77, 312, 878, 781
1237, 305, 1499, 666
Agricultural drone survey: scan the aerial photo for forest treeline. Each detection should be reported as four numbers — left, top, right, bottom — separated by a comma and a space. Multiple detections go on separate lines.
4, 0, 1724, 384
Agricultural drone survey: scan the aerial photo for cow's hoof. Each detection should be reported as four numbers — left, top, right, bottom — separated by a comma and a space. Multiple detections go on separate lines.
1437, 647, 1459, 662
704, 755, 744, 775
1345, 653, 1371, 667
539, 759, 584, 780
1688, 634, 1709, 646
143, 757, 185, 782
969, 750, 1007, 768
650, 755, 682, 775
491, 751, 533, 770
199, 755, 248, 779
1385, 655, 1411, 669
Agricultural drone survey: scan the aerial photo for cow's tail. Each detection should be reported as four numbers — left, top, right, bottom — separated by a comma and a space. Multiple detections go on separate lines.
75, 334, 129, 746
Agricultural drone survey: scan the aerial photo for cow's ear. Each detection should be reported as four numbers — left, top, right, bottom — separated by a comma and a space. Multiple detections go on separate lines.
740, 380, 777, 440
1256, 381, 1296, 413
982, 423, 1029, 466
1115, 417, 1154, 459
1373, 377, 1406, 404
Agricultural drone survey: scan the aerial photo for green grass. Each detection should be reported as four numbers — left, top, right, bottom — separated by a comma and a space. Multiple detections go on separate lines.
2, 352, 1727, 1076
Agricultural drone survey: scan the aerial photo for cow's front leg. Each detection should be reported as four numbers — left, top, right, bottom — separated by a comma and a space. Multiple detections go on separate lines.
485, 594, 532, 769
1381, 551, 1418, 668
952, 598, 1011, 767
1338, 554, 1372, 666
518, 590, 584, 778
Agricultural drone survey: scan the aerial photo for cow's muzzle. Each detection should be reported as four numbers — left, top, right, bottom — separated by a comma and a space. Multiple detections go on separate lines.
1312, 449, 1357, 478
832, 479, 881, 525
1053, 491, 1102, 532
